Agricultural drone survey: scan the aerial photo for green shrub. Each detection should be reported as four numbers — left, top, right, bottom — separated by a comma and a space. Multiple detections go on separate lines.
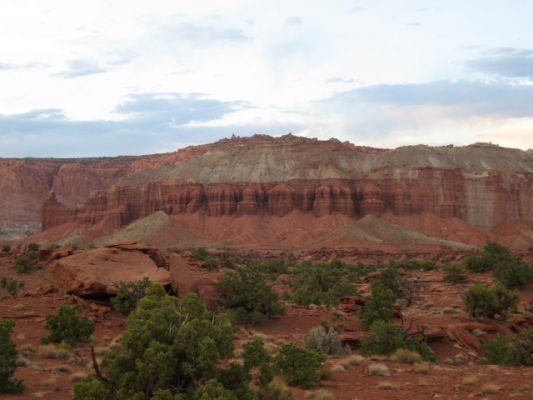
111, 278, 151, 315
192, 247, 210, 261
464, 254, 490, 273
359, 281, 396, 328
218, 268, 285, 324
360, 320, 435, 362
42, 304, 95, 346
376, 267, 412, 300
443, 264, 468, 284
74, 286, 238, 400
291, 263, 355, 307
1, 245, 10, 254
463, 283, 519, 319
482, 328, 533, 366
0, 277, 24, 295
360, 320, 405, 356
274, 344, 325, 388
0, 319, 25, 393
464, 242, 533, 288
304, 326, 351, 356
26, 243, 39, 252
14, 256, 31, 274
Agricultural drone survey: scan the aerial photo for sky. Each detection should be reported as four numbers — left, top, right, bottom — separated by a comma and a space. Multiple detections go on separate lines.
0, 0, 532, 157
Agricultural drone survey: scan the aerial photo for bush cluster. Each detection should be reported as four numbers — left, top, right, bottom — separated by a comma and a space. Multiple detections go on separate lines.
1, 245, 11, 254
42, 304, 95, 346
74, 285, 323, 399
359, 320, 435, 362
14, 243, 42, 274
463, 283, 518, 319
218, 268, 285, 324
111, 278, 152, 315
0, 319, 24, 393
291, 262, 355, 307
464, 242, 533, 288
482, 328, 533, 366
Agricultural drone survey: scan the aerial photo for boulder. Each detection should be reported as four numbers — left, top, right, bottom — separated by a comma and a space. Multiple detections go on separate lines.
53, 246, 171, 296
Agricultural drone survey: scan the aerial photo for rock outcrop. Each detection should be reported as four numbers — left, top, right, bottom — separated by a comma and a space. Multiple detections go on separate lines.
53, 243, 171, 296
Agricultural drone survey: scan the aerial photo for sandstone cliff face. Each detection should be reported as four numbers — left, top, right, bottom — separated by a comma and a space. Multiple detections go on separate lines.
0, 158, 134, 239
1, 135, 532, 242
40, 171, 533, 232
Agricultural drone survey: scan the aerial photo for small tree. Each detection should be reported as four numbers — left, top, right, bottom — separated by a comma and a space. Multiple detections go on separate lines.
274, 344, 325, 389
443, 264, 468, 284
0, 320, 24, 394
111, 278, 151, 315
291, 263, 355, 307
360, 320, 435, 361
463, 283, 519, 319
218, 268, 285, 324
359, 281, 396, 328
42, 304, 95, 346
1, 245, 10, 254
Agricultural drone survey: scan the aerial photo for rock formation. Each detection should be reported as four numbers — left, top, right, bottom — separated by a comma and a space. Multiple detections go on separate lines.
0, 135, 531, 248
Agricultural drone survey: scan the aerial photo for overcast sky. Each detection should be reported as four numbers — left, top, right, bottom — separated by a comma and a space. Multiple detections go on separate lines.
1, 0, 532, 157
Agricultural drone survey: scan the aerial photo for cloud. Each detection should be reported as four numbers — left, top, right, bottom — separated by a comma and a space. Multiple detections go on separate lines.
166, 22, 251, 44
327, 80, 533, 118
285, 16, 302, 25
116, 93, 248, 124
58, 59, 108, 78
0, 93, 288, 157
325, 76, 355, 84
467, 48, 533, 79
406, 21, 421, 27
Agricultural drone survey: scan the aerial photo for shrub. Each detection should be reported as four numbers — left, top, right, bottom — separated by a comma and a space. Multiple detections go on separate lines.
360, 320, 404, 356
304, 326, 351, 356
42, 304, 95, 346
443, 264, 468, 284
367, 363, 389, 376
74, 286, 238, 399
111, 278, 151, 315
0, 277, 24, 295
360, 321, 435, 362
0, 320, 25, 393
218, 268, 285, 324
192, 247, 210, 261
274, 344, 325, 388
14, 256, 31, 274
291, 263, 355, 307
26, 243, 39, 252
464, 254, 490, 273
389, 348, 422, 364
482, 328, 533, 366
464, 242, 533, 288
243, 336, 274, 385
258, 377, 293, 400
376, 267, 412, 300
463, 283, 519, 319
1, 245, 10, 254
359, 282, 396, 328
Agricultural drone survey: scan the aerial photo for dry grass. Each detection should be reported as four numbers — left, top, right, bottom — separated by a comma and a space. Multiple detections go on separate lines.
462, 375, 479, 385
377, 381, 398, 390
389, 348, 422, 364
331, 363, 346, 372
413, 362, 430, 374
481, 383, 501, 394
368, 363, 390, 376
38, 344, 72, 360
51, 364, 72, 373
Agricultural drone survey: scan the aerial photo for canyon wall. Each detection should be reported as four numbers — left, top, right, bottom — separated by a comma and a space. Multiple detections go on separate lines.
42, 169, 533, 232
1, 135, 532, 242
